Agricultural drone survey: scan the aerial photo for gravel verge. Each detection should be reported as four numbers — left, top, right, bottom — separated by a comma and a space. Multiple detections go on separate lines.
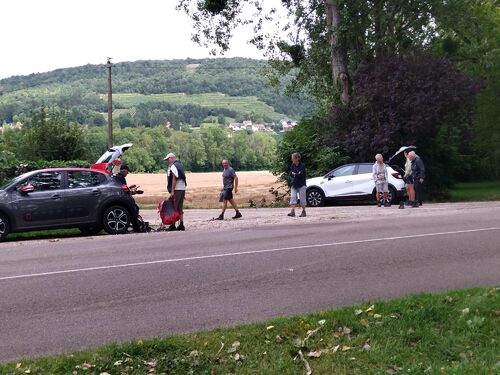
139, 201, 500, 232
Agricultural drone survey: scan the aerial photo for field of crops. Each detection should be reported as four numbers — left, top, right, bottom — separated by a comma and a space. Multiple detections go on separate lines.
113, 92, 284, 121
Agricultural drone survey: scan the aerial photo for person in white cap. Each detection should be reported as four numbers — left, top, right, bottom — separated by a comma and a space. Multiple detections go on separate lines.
164, 152, 187, 231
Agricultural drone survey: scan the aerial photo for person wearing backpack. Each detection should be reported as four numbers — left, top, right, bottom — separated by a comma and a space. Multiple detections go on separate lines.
164, 152, 187, 231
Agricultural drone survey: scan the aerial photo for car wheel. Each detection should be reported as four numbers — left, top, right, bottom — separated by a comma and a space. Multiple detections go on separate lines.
79, 226, 102, 236
375, 187, 398, 205
102, 206, 131, 235
307, 188, 325, 207
0, 213, 10, 241
387, 187, 398, 204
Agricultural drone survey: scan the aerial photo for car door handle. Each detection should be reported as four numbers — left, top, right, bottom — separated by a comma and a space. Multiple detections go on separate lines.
92, 189, 101, 196
345, 180, 352, 183
51, 194, 61, 200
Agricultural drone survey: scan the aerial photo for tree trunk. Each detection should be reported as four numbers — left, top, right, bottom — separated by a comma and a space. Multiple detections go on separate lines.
325, 0, 351, 105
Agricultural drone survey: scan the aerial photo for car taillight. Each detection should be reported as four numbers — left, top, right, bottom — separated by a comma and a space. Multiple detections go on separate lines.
121, 184, 130, 193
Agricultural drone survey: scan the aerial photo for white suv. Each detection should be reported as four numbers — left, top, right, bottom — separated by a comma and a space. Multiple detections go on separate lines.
306, 163, 405, 207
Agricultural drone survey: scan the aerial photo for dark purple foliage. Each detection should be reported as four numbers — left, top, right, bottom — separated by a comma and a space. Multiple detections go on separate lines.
325, 52, 483, 162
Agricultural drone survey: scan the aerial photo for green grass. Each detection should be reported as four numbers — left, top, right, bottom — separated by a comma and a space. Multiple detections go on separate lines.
1, 288, 498, 374
113, 92, 285, 121
449, 181, 500, 201
5, 228, 83, 242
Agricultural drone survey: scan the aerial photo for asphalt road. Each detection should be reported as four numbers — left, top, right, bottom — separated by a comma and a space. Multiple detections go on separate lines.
1, 204, 499, 363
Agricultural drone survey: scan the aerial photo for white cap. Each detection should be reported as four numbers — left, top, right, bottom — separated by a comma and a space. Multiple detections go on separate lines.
163, 152, 176, 160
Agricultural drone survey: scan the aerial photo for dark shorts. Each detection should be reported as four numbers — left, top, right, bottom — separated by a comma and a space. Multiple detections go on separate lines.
405, 176, 415, 184
174, 190, 185, 214
219, 188, 233, 202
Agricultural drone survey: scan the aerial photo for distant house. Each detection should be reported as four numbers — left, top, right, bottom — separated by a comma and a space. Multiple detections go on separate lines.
280, 118, 297, 131
229, 122, 245, 131
229, 120, 274, 133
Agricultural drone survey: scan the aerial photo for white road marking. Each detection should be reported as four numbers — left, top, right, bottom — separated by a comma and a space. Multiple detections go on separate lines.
1, 227, 499, 281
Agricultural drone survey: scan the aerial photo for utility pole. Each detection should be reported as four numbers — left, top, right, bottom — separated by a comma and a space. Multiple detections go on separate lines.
106, 57, 113, 148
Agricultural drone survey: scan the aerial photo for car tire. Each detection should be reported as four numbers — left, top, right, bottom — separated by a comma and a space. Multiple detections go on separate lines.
388, 186, 398, 204
374, 186, 398, 205
79, 226, 102, 236
0, 213, 10, 241
306, 188, 325, 207
102, 206, 131, 235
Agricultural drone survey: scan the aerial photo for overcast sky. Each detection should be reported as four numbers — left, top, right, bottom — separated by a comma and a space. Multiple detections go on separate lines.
0, 0, 268, 79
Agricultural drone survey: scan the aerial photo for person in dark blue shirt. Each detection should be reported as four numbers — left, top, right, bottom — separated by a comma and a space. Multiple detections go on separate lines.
288, 152, 307, 217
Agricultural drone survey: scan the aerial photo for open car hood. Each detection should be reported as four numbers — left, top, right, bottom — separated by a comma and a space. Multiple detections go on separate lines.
90, 143, 133, 173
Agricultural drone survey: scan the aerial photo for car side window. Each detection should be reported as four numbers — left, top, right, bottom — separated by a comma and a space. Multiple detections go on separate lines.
332, 165, 356, 177
68, 171, 104, 188
21, 172, 62, 191
356, 164, 373, 174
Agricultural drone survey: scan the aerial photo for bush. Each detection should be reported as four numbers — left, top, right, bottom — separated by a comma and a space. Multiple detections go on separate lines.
271, 118, 347, 185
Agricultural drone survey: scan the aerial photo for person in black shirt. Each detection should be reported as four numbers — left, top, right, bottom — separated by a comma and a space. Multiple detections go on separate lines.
113, 164, 142, 231
288, 152, 307, 217
114, 164, 128, 185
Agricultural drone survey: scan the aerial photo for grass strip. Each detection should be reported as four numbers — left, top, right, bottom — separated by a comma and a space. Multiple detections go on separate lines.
1, 287, 498, 374
448, 181, 500, 202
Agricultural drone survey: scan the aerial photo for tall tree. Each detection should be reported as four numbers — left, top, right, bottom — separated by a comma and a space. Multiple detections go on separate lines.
177, 0, 448, 106
21, 108, 85, 161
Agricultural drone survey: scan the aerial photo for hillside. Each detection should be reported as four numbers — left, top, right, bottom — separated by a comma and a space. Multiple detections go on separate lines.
0, 58, 313, 127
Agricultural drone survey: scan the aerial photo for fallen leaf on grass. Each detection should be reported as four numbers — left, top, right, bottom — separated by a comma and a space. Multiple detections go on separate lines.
373, 313, 382, 319
366, 305, 375, 313
360, 319, 369, 327
16, 363, 22, 369
275, 335, 283, 343
81, 363, 94, 370
266, 325, 274, 330
362, 339, 371, 351
341, 345, 351, 352
232, 353, 244, 361
227, 341, 240, 353
354, 309, 363, 316
308, 345, 341, 358
342, 326, 352, 334
386, 365, 403, 374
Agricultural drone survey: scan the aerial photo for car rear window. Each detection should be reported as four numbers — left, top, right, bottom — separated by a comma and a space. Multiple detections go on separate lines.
68, 171, 105, 188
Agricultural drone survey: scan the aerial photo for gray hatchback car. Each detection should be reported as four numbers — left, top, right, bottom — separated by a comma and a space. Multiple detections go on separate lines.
0, 168, 136, 240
